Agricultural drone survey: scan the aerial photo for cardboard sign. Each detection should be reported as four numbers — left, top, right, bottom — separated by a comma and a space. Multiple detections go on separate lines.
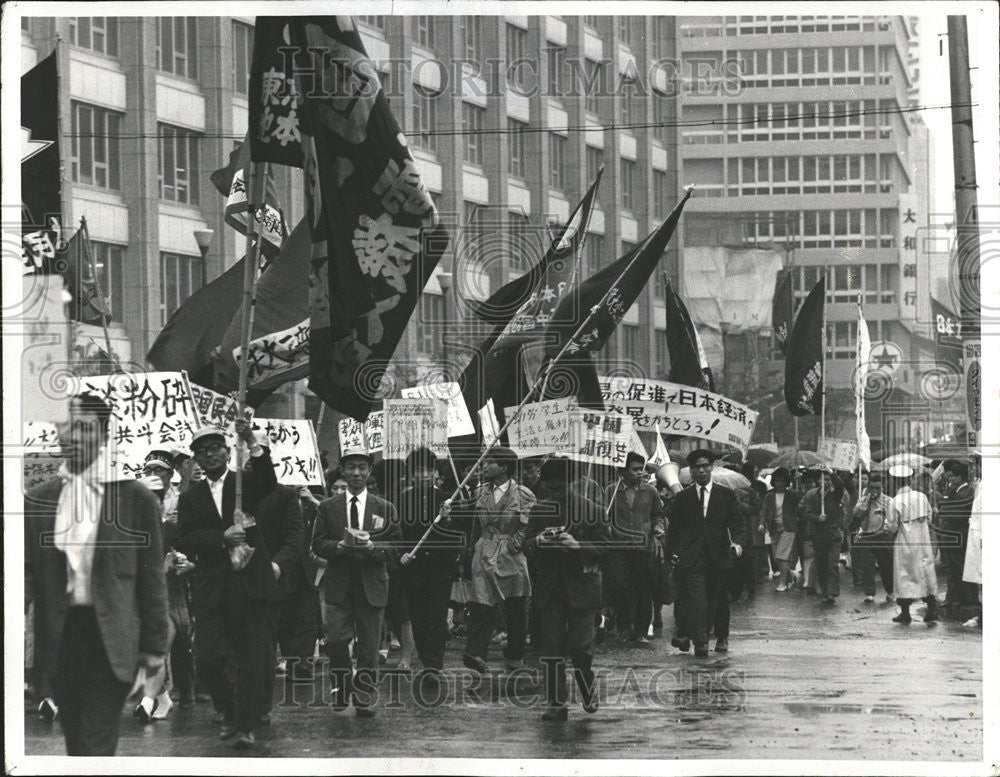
503, 397, 578, 458
401, 382, 475, 437
251, 418, 323, 486
23, 421, 64, 491
338, 411, 385, 459
598, 376, 759, 454
382, 398, 448, 459
819, 438, 859, 472
567, 410, 633, 468
77, 371, 199, 478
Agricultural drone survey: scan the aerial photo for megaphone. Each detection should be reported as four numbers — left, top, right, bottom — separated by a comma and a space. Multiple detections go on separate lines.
654, 461, 684, 495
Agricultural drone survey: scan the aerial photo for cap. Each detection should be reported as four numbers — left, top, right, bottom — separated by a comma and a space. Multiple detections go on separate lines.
191, 426, 227, 453
143, 449, 175, 471
339, 443, 373, 465
888, 464, 914, 478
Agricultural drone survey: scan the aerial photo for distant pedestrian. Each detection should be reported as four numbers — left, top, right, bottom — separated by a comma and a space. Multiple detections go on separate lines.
799, 472, 849, 605
760, 468, 801, 591
850, 473, 897, 604
889, 467, 938, 624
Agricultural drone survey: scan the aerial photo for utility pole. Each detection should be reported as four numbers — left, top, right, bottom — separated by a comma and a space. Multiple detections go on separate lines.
946, 16, 981, 449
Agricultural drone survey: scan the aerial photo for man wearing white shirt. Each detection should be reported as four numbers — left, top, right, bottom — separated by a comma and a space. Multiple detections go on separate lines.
25, 393, 169, 755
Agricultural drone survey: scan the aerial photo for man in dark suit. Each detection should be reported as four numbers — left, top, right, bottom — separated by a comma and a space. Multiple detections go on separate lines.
25, 392, 170, 755
666, 449, 745, 657
604, 451, 666, 643
526, 457, 611, 721
938, 460, 976, 616
311, 446, 401, 717
175, 420, 278, 749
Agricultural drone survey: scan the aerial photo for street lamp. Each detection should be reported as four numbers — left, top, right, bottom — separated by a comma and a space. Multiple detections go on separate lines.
193, 228, 213, 289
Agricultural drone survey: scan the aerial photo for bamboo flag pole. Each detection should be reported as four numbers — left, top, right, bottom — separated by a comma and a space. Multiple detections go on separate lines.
819, 277, 828, 521
79, 216, 118, 370
235, 161, 267, 516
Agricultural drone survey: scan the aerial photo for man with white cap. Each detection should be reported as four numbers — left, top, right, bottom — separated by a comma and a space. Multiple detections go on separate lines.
312, 443, 401, 717
889, 465, 939, 624
175, 419, 278, 749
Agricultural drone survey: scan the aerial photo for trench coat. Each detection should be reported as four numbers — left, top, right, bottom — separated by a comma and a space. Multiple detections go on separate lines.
467, 481, 536, 606
891, 486, 938, 599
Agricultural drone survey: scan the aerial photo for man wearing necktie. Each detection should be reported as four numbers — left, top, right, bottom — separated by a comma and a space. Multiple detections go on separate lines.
665, 449, 745, 656
311, 446, 400, 717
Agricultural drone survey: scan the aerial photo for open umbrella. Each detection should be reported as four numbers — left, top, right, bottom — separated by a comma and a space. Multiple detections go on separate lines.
769, 450, 828, 469
679, 464, 751, 490
876, 452, 931, 470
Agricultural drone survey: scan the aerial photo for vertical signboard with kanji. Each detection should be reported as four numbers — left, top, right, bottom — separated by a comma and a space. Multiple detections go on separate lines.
898, 194, 919, 330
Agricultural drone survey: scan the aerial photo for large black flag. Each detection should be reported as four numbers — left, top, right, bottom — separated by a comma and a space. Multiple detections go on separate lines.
64, 221, 112, 325
784, 277, 825, 416
772, 268, 794, 355
664, 278, 713, 390
249, 17, 448, 420
543, 189, 691, 361
22, 51, 63, 274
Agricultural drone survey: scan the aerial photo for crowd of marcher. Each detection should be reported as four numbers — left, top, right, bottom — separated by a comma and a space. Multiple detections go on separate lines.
24, 393, 983, 754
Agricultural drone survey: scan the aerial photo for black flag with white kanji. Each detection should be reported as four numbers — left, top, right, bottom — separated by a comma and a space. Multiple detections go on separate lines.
784, 278, 825, 416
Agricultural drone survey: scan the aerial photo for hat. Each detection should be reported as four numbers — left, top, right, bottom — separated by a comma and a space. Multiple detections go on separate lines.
625, 450, 646, 468
340, 444, 373, 465
687, 448, 717, 466
170, 447, 192, 463
190, 426, 227, 453
143, 449, 175, 471
888, 464, 914, 478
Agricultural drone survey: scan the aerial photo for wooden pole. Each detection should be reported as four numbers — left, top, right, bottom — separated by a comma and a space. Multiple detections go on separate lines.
79, 216, 118, 370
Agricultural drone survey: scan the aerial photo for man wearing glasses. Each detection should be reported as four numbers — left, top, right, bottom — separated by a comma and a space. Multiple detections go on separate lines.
175, 420, 277, 749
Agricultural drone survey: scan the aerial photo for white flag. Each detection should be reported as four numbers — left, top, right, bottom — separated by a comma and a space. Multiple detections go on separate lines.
856, 300, 872, 468
646, 421, 671, 469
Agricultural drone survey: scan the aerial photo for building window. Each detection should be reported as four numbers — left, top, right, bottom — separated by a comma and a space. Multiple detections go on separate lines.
548, 133, 566, 190
623, 323, 640, 358
462, 102, 484, 165
416, 293, 444, 354
618, 16, 633, 45
89, 242, 126, 323
508, 119, 526, 177
547, 45, 567, 96
160, 252, 204, 325
653, 169, 669, 218
358, 16, 386, 31
586, 146, 603, 190
463, 201, 486, 265
506, 24, 528, 91
69, 17, 118, 56
619, 82, 635, 126
621, 159, 637, 212
412, 86, 438, 152
233, 21, 252, 96
828, 321, 857, 360
585, 233, 604, 276
583, 59, 602, 115
70, 102, 121, 190
583, 16, 600, 31
157, 17, 198, 79
158, 124, 201, 204
22, 16, 30, 32
655, 330, 668, 377
464, 16, 482, 63
507, 212, 532, 270
416, 16, 435, 48
880, 264, 897, 303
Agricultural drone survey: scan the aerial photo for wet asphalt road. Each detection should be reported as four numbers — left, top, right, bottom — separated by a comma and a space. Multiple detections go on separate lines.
24, 573, 982, 762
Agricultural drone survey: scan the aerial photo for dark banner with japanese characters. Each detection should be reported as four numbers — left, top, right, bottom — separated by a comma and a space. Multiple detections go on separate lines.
22, 51, 63, 274
598, 376, 759, 454
784, 278, 825, 417
249, 17, 448, 420
772, 268, 794, 355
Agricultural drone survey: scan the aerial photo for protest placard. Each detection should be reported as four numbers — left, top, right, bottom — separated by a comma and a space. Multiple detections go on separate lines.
23, 421, 64, 491
819, 438, 859, 472
567, 410, 633, 468
251, 418, 323, 486
77, 371, 199, 478
382, 399, 448, 459
598, 376, 759, 454
479, 400, 500, 448
401, 382, 475, 438
503, 397, 578, 458
189, 384, 254, 429
338, 411, 385, 459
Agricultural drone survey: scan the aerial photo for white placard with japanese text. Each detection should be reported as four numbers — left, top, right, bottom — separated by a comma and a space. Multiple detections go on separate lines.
819, 438, 859, 472
23, 421, 64, 491
251, 418, 323, 486
567, 410, 634, 468
401, 382, 475, 437
503, 398, 579, 458
382, 399, 449, 460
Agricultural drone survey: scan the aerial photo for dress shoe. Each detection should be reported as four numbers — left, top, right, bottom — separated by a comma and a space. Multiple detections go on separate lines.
892, 611, 912, 624
694, 644, 710, 657
633, 634, 651, 645
863, 595, 875, 603
219, 719, 239, 741
355, 706, 376, 718
541, 705, 568, 721
924, 601, 940, 623
37, 698, 58, 724
151, 692, 173, 720
776, 584, 788, 592
179, 693, 196, 710
134, 696, 156, 724
196, 692, 212, 703
233, 731, 256, 749
462, 653, 489, 674
671, 637, 691, 653
714, 638, 729, 653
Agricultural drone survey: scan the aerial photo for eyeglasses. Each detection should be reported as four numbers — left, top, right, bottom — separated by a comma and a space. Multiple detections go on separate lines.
194, 442, 227, 456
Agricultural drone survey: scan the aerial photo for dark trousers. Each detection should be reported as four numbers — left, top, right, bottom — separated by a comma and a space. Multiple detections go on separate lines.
193, 584, 274, 733
940, 523, 976, 608
465, 597, 527, 664
539, 587, 596, 708
855, 534, 894, 596
169, 620, 195, 697
814, 532, 843, 598
323, 568, 383, 710
676, 554, 728, 646
52, 606, 131, 756
609, 550, 653, 639
405, 576, 453, 671
278, 581, 321, 676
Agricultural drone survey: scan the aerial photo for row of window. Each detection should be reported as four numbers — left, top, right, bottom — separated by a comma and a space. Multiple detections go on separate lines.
795, 264, 898, 305
740, 208, 900, 249
71, 102, 200, 203
691, 153, 894, 198
736, 45, 893, 88
681, 16, 885, 38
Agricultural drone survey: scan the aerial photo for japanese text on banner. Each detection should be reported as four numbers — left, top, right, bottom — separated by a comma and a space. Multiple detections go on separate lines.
567, 411, 633, 467
338, 411, 384, 458
23, 421, 64, 491
819, 438, 859, 472
401, 382, 475, 438
503, 398, 578, 458
251, 418, 323, 486
382, 399, 448, 460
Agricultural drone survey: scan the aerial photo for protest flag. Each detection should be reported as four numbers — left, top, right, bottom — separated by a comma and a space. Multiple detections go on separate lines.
210, 136, 286, 257
248, 17, 448, 421
772, 268, 795, 355
21, 49, 63, 274
63, 222, 111, 325
663, 277, 713, 391
784, 277, 825, 416
542, 189, 692, 366
856, 297, 872, 468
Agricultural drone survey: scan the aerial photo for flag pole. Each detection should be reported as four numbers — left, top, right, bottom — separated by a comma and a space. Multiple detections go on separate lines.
405, 188, 690, 559
819, 277, 827, 520
856, 292, 863, 495
79, 216, 119, 371
235, 161, 267, 515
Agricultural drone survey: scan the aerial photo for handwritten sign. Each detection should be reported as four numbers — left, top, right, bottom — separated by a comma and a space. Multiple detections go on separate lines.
479, 400, 500, 448
382, 399, 448, 459
567, 410, 633, 467
338, 410, 385, 459
401, 382, 475, 438
503, 398, 578, 458
23, 421, 64, 491
78, 372, 199, 478
819, 438, 859, 472
599, 376, 759, 454
21, 274, 70, 424
251, 418, 323, 486
189, 384, 254, 429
